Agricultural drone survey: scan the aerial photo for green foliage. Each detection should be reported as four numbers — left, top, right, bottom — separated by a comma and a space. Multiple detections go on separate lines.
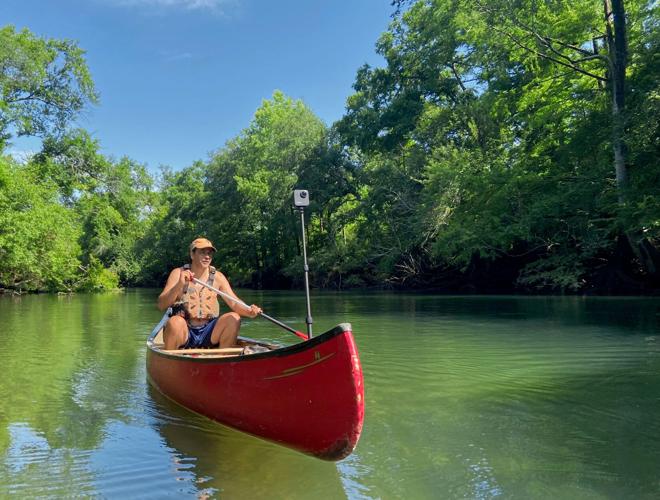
204, 91, 326, 286
0, 13, 657, 294
0, 156, 81, 292
0, 25, 97, 147
77, 256, 120, 291
135, 162, 210, 285
30, 130, 155, 287
331, 0, 659, 292
0, 23, 152, 293
31, 129, 109, 204
77, 155, 154, 285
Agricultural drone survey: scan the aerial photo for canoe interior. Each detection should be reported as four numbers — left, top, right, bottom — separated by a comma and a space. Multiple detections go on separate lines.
149, 329, 282, 358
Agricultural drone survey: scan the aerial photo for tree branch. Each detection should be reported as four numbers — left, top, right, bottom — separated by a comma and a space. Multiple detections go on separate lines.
539, 35, 594, 56
490, 25, 608, 82
450, 61, 467, 91
474, 0, 609, 81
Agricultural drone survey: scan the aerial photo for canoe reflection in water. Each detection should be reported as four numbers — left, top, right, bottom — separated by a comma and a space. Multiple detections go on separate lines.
146, 385, 348, 498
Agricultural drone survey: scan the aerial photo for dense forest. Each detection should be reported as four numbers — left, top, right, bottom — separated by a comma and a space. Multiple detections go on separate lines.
0, 0, 658, 294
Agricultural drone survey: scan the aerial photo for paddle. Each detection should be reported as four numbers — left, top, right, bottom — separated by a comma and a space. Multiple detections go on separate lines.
192, 277, 309, 341
148, 308, 171, 341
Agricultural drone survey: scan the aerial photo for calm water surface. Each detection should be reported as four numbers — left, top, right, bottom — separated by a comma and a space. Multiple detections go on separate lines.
1, 290, 659, 499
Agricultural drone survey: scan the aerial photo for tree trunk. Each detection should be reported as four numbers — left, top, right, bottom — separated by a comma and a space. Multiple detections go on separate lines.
605, 0, 660, 278
605, 0, 628, 202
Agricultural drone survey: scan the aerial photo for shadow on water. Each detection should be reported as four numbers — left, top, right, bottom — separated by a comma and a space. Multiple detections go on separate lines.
145, 384, 347, 499
307, 293, 660, 334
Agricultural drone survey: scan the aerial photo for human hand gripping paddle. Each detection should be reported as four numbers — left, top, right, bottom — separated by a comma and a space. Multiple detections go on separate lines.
192, 277, 309, 341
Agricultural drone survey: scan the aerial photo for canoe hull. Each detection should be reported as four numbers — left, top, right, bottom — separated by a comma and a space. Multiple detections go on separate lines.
146, 323, 364, 460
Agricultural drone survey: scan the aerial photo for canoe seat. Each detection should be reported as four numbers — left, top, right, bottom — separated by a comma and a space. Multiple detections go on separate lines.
150, 328, 273, 356
243, 345, 270, 354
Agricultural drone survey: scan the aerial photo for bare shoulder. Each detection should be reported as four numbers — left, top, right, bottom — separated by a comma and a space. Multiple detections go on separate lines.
213, 270, 231, 290
158, 266, 183, 304
163, 267, 182, 288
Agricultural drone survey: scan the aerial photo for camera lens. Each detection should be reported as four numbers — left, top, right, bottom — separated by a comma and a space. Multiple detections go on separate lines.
300, 191, 307, 198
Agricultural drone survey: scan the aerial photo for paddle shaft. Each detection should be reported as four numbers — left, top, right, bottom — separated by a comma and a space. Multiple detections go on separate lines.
149, 309, 171, 341
192, 277, 309, 340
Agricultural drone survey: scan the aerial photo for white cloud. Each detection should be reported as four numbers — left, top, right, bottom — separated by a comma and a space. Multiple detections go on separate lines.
104, 0, 232, 13
160, 50, 195, 62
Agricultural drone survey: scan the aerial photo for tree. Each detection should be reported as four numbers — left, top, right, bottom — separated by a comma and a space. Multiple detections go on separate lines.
205, 91, 326, 287
293, 129, 361, 288
0, 26, 97, 148
31, 129, 109, 205
76, 156, 154, 286
0, 156, 81, 291
338, 0, 659, 291
465, 0, 660, 276
135, 162, 210, 286
29, 129, 155, 287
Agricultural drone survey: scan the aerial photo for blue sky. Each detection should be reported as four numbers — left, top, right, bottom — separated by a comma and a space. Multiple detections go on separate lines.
2, 0, 392, 170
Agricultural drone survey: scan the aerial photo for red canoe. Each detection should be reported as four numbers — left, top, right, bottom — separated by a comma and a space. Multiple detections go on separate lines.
146, 323, 365, 460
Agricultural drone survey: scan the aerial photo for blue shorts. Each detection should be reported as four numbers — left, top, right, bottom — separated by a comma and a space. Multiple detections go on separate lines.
183, 317, 219, 348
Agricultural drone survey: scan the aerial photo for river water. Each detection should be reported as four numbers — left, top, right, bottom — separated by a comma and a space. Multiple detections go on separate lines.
1, 290, 659, 499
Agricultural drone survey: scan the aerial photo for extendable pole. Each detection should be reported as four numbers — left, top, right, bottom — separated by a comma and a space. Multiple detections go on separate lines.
299, 207, 313, 338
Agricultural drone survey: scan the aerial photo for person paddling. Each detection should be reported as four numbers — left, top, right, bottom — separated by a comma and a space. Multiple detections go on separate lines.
157, 238, 262, 350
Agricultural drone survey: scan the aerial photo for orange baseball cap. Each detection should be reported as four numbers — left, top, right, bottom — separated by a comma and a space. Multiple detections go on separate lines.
189, 237, 217, 253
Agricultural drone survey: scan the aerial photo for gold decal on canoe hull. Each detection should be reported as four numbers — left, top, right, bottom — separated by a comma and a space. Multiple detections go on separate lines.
264, 351, 335, 380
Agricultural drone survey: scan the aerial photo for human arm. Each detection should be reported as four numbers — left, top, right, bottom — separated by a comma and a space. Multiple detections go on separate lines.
157, 267, 193, 311
214, 272, 262, 318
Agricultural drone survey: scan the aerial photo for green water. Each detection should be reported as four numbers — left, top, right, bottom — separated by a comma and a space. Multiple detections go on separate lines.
1, 290, 659, 499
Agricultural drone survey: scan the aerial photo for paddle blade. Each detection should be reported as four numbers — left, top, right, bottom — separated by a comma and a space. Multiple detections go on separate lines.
293, 330, 309, 340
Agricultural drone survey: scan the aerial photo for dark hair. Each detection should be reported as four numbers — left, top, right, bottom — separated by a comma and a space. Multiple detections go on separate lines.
170, 302, 189, 319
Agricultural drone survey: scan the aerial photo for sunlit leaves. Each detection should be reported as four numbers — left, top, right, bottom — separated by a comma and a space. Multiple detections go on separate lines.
142, 91, 329, 287
336, 0, 659, 290
0, 156, 81, 291
0, 26, 97, 147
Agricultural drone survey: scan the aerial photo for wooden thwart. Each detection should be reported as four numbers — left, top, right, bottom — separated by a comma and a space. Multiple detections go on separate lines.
181, 354, 242, 359
164, 347, 245, 355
